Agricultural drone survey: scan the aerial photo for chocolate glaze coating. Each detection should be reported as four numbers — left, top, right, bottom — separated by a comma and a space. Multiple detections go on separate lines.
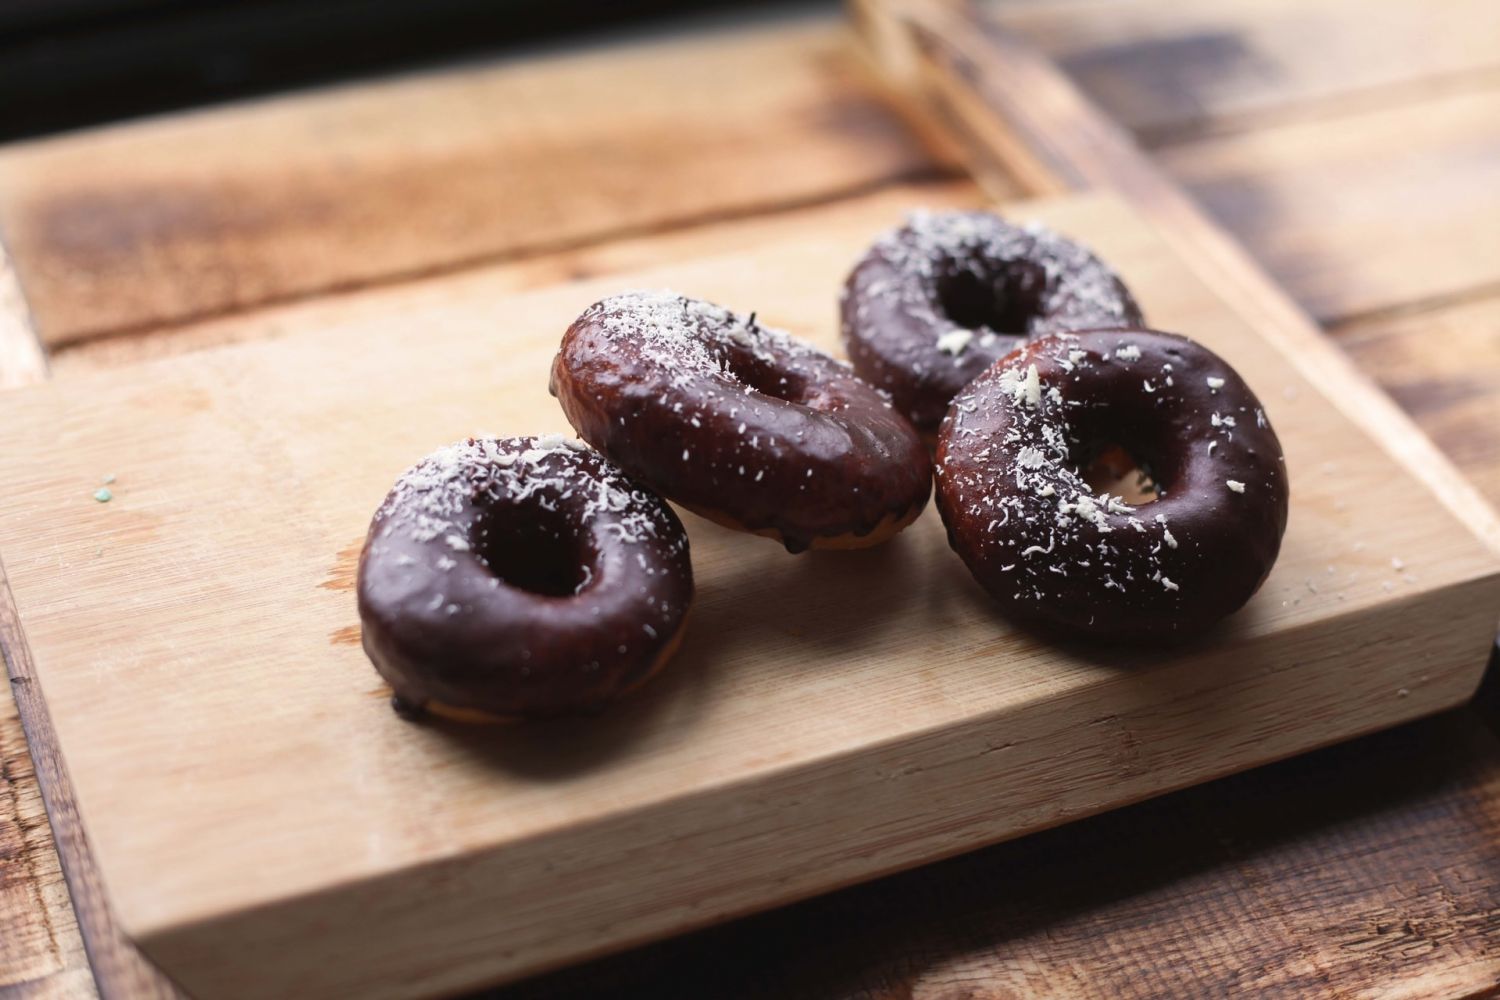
357, 436, 693, 719
935, 330, 1288, 639
551, 291, 932, 553
841, 211, 1143, 435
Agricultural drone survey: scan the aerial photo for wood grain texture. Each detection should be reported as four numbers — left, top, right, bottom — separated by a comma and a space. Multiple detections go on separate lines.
500, 708, 1500, 999
1, 190, 1498, 998
48, 178, 990, 376
0, 681, 83, 996
990, 0, 1500, 142
0, 17, 957, 349
0, 563, 181, 1000
0, 230, 93, 1000
1339, 295, 1500, 508
1158, 87, 1500, 325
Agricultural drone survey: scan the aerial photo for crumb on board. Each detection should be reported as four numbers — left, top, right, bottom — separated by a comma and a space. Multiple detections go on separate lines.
93, 487, 113, 503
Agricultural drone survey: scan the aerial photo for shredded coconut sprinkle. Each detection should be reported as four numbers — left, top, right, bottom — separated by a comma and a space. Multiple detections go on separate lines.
936, 328, 975, 356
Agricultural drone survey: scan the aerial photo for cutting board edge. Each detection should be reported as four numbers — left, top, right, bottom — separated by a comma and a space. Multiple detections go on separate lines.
108, 568, 1500, 1000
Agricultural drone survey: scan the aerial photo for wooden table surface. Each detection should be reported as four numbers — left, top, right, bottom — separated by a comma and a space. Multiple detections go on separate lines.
3, 1, 1499, 996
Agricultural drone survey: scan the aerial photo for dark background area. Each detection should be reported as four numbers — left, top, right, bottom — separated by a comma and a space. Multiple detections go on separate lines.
0, 0, 817, 141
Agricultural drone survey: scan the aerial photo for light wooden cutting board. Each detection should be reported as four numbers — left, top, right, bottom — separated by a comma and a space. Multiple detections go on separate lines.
0, 191, 1497, 998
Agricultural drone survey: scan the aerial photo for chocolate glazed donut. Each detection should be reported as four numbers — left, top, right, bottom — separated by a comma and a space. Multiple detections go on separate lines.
936, 330, 1288, 640
842, 211, 1143, 436
551, 291, 932, 553
358, 436, 693, 720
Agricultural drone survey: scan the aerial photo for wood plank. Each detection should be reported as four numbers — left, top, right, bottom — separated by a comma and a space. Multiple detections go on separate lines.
1, 569, 179, 1000
0, 684, 79, 993
48, 179, 989, 375
0, 234, 96, 999
1339, 295, 1500, 507
501, 709, 1500, 999
4, 190, 1498, 998
0, 17, 958, 349
991, 0, 1500, 141
1157, 87, 1500, 324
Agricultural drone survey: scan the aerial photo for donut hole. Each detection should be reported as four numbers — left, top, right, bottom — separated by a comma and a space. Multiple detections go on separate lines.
1081, 443, 1162, 504
474, 507, 593, 597
936, 266, 1043, 335
723, 350, 808, 405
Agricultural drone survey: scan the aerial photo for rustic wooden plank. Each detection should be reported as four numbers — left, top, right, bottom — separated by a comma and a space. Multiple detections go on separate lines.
1, 564, 180, 1000
1338, 295, 1500, 508
500, 708, 1500, 999
991, 0, 1500, 142
5, 189, 1498, 998
48, 178, 990, 375
0, 234, 94, 999
1156, 87, 1500, 325
0, 17, 958, 350
0, 685, 76, 991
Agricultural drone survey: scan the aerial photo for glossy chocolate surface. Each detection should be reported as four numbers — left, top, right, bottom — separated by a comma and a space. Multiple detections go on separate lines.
841, 211, 1143, 434
357, 436, 693, 718
936, 330, 1288, 639
551, 291, 931, 552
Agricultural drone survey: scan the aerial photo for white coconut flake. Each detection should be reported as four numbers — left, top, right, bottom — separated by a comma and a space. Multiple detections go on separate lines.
1021, 363, 1042, 407
1226, 479, 1246, 493
1016, 445, 1047, 469
936, 329, 974, 356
